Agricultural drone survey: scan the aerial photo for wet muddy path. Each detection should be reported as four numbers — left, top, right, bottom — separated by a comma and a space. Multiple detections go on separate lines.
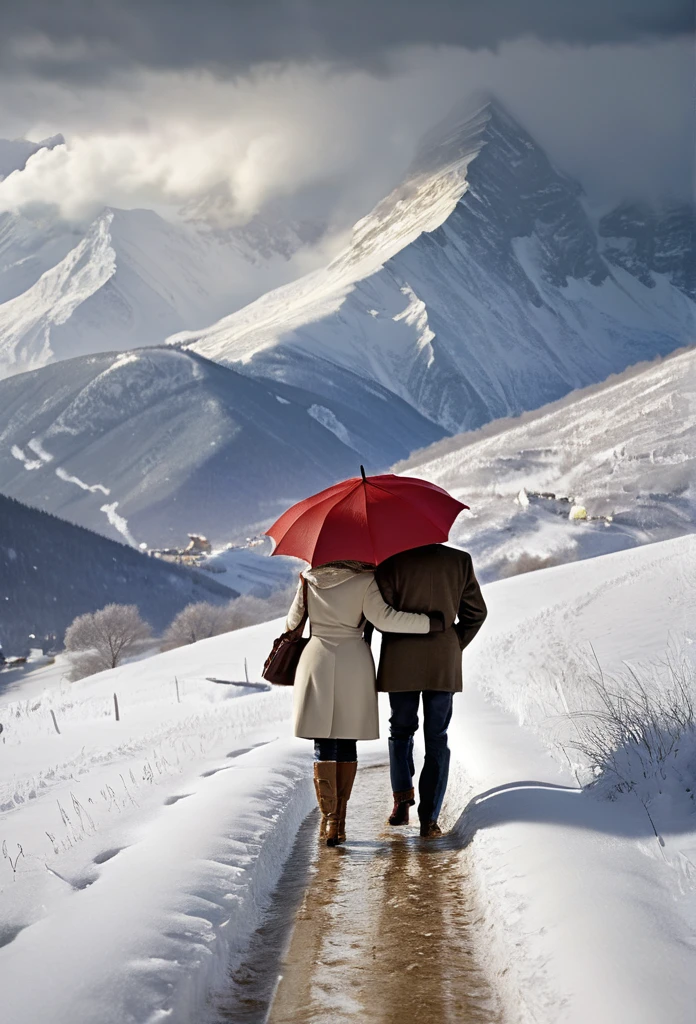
213, 765, 502, 1024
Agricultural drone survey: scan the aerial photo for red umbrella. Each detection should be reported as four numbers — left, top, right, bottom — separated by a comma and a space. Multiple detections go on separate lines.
267, 467, 468, 566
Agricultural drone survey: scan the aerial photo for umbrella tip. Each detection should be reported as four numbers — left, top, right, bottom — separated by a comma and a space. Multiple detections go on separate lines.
360, 465, 367, 481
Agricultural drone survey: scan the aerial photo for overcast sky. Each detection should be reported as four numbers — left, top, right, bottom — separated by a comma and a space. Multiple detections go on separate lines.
0, 1, 693, 228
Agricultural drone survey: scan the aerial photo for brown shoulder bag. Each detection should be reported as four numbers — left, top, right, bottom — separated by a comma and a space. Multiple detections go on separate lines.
262, 577, 310, 685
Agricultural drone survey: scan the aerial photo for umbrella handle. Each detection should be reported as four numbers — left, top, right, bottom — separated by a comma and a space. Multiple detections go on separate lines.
360, 465, 367, 481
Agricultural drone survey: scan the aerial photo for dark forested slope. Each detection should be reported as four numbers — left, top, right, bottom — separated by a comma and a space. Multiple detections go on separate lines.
0, 494, 237, 654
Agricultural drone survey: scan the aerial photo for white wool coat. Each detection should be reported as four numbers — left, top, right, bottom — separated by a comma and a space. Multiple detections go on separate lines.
286, 567, 429, 740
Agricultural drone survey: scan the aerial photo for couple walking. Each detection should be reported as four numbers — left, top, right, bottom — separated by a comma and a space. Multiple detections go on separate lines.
269, 469, 486, 847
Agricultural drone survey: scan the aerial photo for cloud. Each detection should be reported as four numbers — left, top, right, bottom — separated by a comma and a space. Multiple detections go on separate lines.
0, 59, 439, 224
1, 1, 692, 82
0, 39, 692, 230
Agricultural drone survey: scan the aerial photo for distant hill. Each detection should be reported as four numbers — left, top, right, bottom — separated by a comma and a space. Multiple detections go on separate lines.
396, 348, 696, 579
0, 494, 238, 655
0, 347, 441, 545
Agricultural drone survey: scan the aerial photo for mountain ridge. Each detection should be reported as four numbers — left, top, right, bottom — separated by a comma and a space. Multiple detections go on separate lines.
0, 345, 443, 544
184, 98, 695, 433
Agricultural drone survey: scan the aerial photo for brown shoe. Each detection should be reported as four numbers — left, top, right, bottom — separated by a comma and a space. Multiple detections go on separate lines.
314, 761, 338, 845
336, 761, 357, 844
420, 820, 443, 839
388, 788, 415, 826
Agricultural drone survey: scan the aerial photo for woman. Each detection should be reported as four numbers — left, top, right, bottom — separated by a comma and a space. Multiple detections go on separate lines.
285, 559, 443, 846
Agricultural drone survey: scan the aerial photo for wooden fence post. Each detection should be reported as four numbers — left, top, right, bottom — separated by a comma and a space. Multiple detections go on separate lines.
113, 693, 120, 722
50, 710, 61, 735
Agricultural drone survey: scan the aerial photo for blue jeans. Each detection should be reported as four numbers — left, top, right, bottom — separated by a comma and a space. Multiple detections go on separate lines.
314, 739, 357, 762
388, 691, 453, 823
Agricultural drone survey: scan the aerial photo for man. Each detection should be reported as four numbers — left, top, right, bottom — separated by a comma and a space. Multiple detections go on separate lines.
375, 543, 487, 838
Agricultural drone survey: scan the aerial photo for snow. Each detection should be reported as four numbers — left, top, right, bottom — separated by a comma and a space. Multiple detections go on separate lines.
172, 102, 490, 372
100, 501, 137, 546
0, 346, 442, 545
201, 543, 299, 597
0, 102, 694, 1021
0, 202, 330, 380
10, 445, 42, 471
25, 438, 53, 463
450, 688, 696, 1024
2, 535, 696, 1022
183, 101, 694, 435
307, 403, 358, 449
0, 628, 309, 1024
3, 736, 312, 1024
399, 347, 696, 579
3, 100, 692, 549
55, 467, 110, 495
444, 534, 696, 1024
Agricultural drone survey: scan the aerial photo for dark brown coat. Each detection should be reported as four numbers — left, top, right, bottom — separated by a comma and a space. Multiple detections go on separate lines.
374, 544, 487, 693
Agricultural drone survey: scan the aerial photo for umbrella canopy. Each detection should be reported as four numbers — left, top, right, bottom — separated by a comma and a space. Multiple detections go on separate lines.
266, 467, 468, 566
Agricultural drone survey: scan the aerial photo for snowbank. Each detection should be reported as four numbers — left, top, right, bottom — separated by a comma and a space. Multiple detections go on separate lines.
442, 534, 696, 1024
2, 738, 313, 1024
0, 620, 314, 1024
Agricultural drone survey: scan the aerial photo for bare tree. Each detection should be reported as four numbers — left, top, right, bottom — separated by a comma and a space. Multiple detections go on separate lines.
160, 586, 298, 651
223, 586, 297, 631
65, 604, 152, 679
67, 651, 113, 682
161, 602, 228, 650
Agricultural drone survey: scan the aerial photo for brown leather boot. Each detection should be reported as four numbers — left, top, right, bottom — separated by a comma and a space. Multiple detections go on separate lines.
389, 788, 415, 826
335, 761, 357, 844
314, 761, 339, 846
313, 770, 327, 840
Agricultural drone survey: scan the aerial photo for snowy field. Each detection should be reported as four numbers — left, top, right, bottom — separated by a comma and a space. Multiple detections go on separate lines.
400, 347, 695, 579
1, 534, 695, 1023
201, 542, 300, 596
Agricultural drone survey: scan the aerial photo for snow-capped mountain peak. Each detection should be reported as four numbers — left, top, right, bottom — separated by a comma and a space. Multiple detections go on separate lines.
183, 98, 695, 434
0, 199, 332, 379
341, 99, 493, 272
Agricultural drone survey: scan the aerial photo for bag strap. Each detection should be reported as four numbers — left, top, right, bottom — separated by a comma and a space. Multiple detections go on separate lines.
287, 576, 309, 639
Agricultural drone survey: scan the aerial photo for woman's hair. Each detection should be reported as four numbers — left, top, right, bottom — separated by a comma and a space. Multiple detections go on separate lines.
312, 559, 375, 572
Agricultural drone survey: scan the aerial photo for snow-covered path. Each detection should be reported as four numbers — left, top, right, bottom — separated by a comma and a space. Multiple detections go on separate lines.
214, 763, 501, 1024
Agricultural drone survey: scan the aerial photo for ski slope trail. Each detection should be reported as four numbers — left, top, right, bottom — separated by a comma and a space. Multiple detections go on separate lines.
214, 764, 501, 1024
